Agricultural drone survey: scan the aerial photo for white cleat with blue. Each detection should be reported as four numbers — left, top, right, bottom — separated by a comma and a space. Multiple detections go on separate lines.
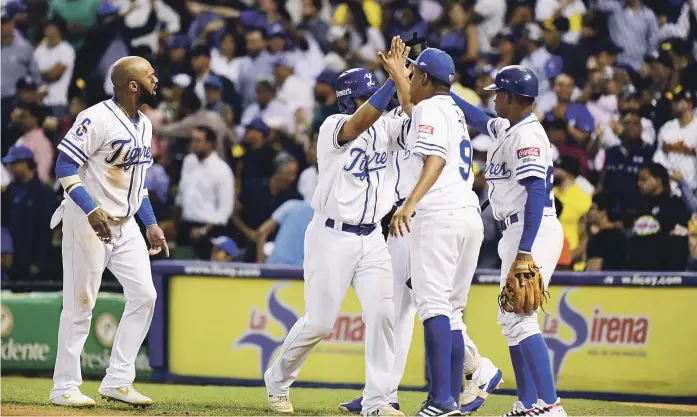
460, 357, 503, 415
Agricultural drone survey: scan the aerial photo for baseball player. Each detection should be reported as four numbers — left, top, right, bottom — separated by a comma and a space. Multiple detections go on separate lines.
382, 47, 484, 417
49, 56, 168, 408
454, 65, 567, 416
264, 37, 411, 417
340, 39, 502, 416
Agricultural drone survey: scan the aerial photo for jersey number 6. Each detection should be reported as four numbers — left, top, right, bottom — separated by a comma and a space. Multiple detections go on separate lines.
459, 139, 472, 181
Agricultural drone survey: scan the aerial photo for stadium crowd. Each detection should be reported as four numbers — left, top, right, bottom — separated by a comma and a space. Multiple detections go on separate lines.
2, 0, 697, 283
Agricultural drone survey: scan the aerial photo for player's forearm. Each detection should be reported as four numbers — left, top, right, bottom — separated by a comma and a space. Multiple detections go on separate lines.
137, 196, 158, 227
392, 72, 412, 116
55, 151, 98, 215
339, 79, 395, 142
405, 155, 445, 207
519, 177, 546, 253
204, 4, 240, 18
449, 92, 491, 134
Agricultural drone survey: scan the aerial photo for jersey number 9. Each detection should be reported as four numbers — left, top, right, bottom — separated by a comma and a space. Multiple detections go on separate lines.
459, 139, 472, 181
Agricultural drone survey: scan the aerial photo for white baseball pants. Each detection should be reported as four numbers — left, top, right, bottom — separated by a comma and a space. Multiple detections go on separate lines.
410, 206, 484, 329
265, 216, 395, 413
50, 201, 156, 398
497, 215, 564, 346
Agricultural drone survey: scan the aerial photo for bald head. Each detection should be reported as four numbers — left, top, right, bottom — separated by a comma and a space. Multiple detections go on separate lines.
111, 56, 155, 94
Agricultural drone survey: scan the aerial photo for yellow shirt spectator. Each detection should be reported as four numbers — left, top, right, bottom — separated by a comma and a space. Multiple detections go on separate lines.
554, 183, 591, 251
333, 0, 382, 29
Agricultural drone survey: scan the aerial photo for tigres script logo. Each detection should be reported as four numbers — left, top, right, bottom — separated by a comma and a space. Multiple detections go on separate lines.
343, 148, 387, 181
105, 139, 152, 171
484, 161, 512, 180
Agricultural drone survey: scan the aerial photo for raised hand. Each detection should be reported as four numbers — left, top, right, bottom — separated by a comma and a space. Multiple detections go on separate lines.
378, 36, 411, 80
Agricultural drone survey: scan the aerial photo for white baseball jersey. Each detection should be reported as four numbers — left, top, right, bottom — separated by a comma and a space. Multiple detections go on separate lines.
57, 98, 153, 218
312, 112, 408, 225
401, 95, 480, 210
385, 107, 414, 203
484, 112, 556, 220
653, 117, 697, 190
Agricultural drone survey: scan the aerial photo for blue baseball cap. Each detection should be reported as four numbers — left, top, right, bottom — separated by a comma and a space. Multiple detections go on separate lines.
97, 2, 119, 16
406, 48, 455, 86
211, 236, 239, 257
5, 1, 27, 17
245, 117, 270, 136
166, 33, 191, 50
203, 75, 224, 90
2, 145, 34, 165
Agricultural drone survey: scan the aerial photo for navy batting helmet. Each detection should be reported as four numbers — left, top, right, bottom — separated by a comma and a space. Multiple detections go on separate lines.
335, 68, 379, 115
484, 65, 539, 98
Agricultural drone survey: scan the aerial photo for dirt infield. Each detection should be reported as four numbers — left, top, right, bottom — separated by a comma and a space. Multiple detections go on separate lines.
623, 402, 697, 413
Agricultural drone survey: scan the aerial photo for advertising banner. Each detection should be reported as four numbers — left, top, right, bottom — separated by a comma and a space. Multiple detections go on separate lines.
167, 276, 427, 386
465, 285, 697, 398
1, 292, 151, 379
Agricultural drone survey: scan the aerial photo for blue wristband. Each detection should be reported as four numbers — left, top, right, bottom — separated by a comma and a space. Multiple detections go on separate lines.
367, 79, 396, 112
68, 185, 98, 215
137, 197, 157, 228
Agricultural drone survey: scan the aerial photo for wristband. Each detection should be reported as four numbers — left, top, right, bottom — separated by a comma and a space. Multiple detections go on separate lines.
68, 185, 98, 215
367, 79, 396, 112
137, 197, 157, 228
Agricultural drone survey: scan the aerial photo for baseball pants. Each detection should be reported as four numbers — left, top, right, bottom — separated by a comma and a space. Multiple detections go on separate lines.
497, 215, 564, 345
265, 216, 395, 413
50, 201, 157, 398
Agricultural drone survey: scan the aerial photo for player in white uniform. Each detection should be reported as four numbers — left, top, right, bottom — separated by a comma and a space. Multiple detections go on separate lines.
384, 47, 483, 417
339, 39, 502, 416
49, 57, 168, 408
454, 65, 567, 417
264, 37, 410, 417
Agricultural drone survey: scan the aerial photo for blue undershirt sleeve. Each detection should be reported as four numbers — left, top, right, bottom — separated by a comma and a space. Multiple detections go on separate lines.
137, 197, 158, 228
519, 176, 546, 252
55, 151, 98, 215
449, 91, 492, 134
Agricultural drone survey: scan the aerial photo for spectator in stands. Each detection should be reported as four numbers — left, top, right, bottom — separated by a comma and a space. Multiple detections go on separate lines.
156, 73, 190, 123
1, 227, 12, 283
629, 162, 689, 271
202, 75, 234, 125
599, 85, 656, 148
596, 0, 660, 72
544, 73, 595, 147
541, 18, 585, 83
235, 118, 277, 187
298, 138, 318, 203
190, 43, 240, 119
586, 193, 627, 271
210, 236, 240, 262
2, 145, 56, 281
668, 37, 697, 92
474, 0, 506, 55
34, 19, 75, 117
324, 25, 351, 73
48, 0, 102, 51
544, 118, 589, 179
161, 34, 192, 82
273, 54, 314, 120
554, 156, 592, 267
344, 1, 385, 71
601, 112, 655, 221
311, 69, 339, 134
154, 89, 236, 162
239, 78, 294, 138
144, 159, 171, 221
536, 0, 586, 44
256, 199, 314, 265
120, 0, 181, 55
1, 12, 40, 121
519, 23, 552, 96
439, 1, 479, 71
233, 152, 302, 262
237, 28, 274, 109
653, 88, 697, 192
490, 28, 519, 70
554, 197, 573, 271
211, 30, 243, 90
385, 0, 428, 41
673, 171, 697, 214
14, 104, 53, 184
299, 0, 331, 53
176, 126, 235, 259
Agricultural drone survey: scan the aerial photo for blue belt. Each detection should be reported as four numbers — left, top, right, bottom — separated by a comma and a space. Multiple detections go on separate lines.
325, 218, 376, 236
499, 213, 519, 231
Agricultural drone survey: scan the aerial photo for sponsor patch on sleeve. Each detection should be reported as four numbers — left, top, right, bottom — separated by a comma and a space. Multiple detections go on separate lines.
418, 124, 434, 134
517, 147, 540, 159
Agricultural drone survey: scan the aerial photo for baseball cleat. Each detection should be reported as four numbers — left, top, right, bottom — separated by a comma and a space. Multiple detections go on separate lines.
339, 397, 400, 414
416, 398, 462, 416
499, 401, 532, 416
99, 386, 152, 408
529, 398, 567, 416
49, 390, 96, 407
460, 368, 503, 414
268, 394, 294, 414
368, 404, 405, 416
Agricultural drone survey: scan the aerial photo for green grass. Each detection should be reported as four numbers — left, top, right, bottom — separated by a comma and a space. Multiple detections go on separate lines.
1, 376, 694, 416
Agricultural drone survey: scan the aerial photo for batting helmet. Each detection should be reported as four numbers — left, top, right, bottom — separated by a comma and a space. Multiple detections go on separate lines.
335, 68, 379, 115
484, 65, 539, 98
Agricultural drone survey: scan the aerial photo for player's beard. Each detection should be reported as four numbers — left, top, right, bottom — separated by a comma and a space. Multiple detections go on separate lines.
137, 81, 158, 107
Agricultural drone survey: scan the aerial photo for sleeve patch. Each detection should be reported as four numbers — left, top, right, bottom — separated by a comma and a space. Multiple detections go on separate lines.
418, 124, 434, 134
517, 147, 541, 159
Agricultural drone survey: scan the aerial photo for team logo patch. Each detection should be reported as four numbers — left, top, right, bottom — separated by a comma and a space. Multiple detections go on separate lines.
517, 147, 540, 159
418, 124, 434, 134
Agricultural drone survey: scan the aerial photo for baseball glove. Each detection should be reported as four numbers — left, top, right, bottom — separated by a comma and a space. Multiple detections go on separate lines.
498, 254, 547, 314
